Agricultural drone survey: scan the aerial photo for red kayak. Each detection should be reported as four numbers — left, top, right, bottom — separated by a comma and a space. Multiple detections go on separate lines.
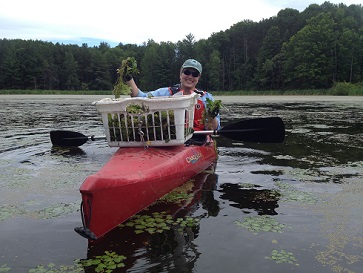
50, 114, 284, 240
75, 139, 217, 240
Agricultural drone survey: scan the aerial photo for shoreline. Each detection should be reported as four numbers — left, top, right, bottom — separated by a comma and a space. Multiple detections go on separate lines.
1, 94, 363, 103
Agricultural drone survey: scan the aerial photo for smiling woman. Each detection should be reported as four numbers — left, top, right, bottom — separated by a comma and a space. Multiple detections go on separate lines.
124, 58, 221, 131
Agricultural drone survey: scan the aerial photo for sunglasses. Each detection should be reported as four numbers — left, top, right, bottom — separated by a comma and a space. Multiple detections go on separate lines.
183, 69, 200, 77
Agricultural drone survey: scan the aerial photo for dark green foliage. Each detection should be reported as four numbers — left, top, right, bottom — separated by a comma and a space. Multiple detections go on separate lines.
0, 2, 362, 92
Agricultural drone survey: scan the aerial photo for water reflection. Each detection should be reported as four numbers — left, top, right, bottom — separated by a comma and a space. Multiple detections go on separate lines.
219, 183, 279, 215
84, 166, 219, 272
51, 146, 87, 157
1, 96, 363, 273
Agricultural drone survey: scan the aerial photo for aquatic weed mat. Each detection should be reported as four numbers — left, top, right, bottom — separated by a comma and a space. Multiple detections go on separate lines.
312, 175, 363, 272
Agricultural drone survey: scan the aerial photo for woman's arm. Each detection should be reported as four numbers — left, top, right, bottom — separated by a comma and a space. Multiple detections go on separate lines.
126, 78, 139, 97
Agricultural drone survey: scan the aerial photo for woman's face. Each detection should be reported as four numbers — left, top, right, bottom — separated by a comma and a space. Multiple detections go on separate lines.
180, 68, 200, 90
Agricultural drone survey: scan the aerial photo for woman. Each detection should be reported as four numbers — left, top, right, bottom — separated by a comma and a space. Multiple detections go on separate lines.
124, 59, 220, 131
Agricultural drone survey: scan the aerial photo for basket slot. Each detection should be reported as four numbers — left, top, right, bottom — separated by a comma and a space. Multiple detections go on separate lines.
151, 113, 157, 141
166, 111, 170, 141
160, 111, 164, 141
130, 115, 135, 141
117, 113, 123, 142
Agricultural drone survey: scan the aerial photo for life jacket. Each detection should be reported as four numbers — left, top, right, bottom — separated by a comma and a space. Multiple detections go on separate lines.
168, 85, 206, 131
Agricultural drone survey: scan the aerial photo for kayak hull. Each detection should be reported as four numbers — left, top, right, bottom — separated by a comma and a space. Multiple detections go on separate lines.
77, 141, 217, 240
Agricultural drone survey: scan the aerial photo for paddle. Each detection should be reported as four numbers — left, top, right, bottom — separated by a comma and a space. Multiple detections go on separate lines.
50, 117, 285, 147
50, 131, 105, 147
198, 116, 285, 143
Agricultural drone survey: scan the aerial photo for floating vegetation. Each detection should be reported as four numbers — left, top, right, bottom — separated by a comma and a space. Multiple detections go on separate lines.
158, 191, 192, 204
29, 262, 83, 273
275, 181, 320, 204
0, 264, 11, 273
265, 249, 299, 265
234, 215, 290, 234
280, 189, 319, 204
252, 189, 281, 202
238, 182, 260, 188
119, 211, 199, 235
158, 180, 194, 204
80, 251, 126, 273
284, 167, 330, 182
0, 201, 79, 221
7, 254, 126, 273
0, 166, 33, 188
0, 205, 24, 221
30, 202, 79, 219
274, 181, 291, 190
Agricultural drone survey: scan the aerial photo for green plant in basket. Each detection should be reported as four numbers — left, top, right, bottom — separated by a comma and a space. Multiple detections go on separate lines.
107, 107, 177, 143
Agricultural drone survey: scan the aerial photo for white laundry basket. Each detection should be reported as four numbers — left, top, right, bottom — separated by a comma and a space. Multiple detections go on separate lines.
94, 93, 198, 147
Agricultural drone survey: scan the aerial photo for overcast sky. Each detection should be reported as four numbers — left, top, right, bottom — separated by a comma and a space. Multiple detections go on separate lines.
1, 0, 361, 46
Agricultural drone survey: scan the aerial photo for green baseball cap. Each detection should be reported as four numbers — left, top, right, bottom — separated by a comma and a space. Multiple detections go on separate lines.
181, 59, 202, 74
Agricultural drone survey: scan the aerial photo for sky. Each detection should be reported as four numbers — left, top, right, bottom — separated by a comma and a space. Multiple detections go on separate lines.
1, 0, 361, 46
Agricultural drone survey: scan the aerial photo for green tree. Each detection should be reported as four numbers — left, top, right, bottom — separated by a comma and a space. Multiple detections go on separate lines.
140, 40, 164, 90
255, 26, 283, 89
176, 34, 196, 66
206, 50, 221, 91
0, 42, 21, 88
336, 28, 361, 82
89, 49, 112, 90
282, 13, 337, 89
62, 51, 80, 90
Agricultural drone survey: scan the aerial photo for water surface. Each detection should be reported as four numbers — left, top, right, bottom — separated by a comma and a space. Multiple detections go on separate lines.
0, 95, 362, 273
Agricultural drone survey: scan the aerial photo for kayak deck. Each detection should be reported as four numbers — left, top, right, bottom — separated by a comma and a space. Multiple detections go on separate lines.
75, 140, 217, 240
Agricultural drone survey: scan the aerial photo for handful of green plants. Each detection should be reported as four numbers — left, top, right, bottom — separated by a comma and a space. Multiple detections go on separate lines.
113, 57, 139, 98
205, 98, 222, 119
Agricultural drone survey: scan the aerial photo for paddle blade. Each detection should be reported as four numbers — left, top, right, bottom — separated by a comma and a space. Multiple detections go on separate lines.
219, 117, 285, 143
50, 130, 89, 147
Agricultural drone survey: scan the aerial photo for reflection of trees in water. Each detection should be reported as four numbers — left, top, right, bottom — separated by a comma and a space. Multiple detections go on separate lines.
218, 183, 280, 215
146, 226, 201, 272
199, 171, 220, 217
85, 166, 220, 272
221, 101, 363, 167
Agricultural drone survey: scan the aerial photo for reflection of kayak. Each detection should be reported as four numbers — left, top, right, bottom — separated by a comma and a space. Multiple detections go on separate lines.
81, 167, 218, 271
75, 139, 217, 240
84, 164, 219, 271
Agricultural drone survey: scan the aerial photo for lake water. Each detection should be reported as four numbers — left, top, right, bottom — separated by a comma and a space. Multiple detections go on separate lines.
0, 95, 362, 273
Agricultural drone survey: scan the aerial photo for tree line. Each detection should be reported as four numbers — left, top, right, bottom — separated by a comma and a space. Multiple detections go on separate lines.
0, 1, 362, 93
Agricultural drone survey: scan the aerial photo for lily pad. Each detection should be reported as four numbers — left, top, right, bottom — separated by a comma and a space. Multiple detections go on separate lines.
0, 264, 11, 273
80, 251, 126, 272
119, 211, 199, 235
265, 249, 299, 265
275, 181, 320, 204
29, 262, 84, 273
234, 215, 290, 234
